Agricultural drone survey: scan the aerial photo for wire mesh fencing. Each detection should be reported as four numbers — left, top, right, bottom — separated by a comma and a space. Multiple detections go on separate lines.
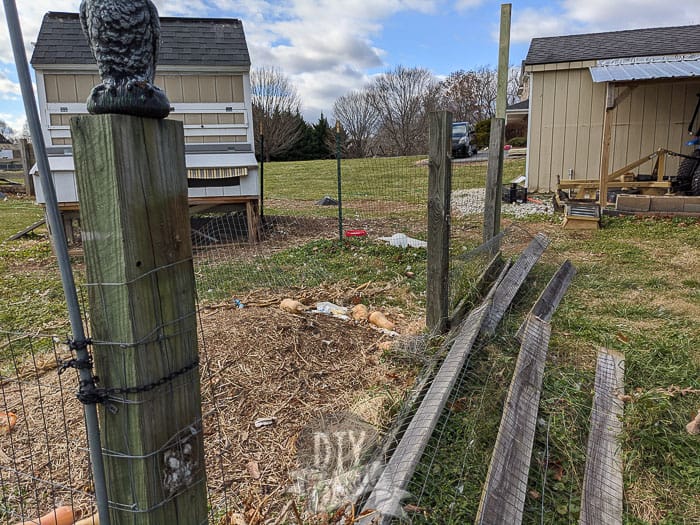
0, 330, 97, 524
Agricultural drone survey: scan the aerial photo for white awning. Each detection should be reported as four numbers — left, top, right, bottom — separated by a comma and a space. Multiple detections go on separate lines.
590, 54, 700, 83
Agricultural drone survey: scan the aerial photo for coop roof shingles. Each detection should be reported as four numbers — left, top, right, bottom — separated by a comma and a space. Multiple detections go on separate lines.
31, 12, 251, 67
525, 24, 700, 65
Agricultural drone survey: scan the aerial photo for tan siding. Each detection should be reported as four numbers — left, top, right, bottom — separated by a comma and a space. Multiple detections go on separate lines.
184, 114, 202, 126
198, 76, 217, 102
574, 71, 594, 179
538, 71, 557, 191
44, 75, 60, 103
57, 75, 79, 103
50, 114, 82, 126
201, 114, 219, 125
550, 71, 569, 188
182, 76, 200, 101
611, 87, 632, 174
232, 76, 244, 103
626, 87, 646, 167
562, 69, 581, 180
163, 76, 184, 102
186, 136, 204, 143
53, 138, 71, 145
215, 76, 234, 102
74, 75, 95, 101
587, 81, 606, 184
527, 73, 544, 190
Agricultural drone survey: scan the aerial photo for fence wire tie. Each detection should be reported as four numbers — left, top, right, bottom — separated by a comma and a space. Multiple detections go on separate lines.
58, 337, 94, 375
75, 359, 200, 414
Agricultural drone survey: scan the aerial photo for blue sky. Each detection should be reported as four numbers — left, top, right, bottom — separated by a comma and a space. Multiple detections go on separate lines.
1, 0, 699, 133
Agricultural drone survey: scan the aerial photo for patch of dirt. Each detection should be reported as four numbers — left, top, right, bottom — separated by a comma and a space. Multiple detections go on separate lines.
0, 300, 420, 523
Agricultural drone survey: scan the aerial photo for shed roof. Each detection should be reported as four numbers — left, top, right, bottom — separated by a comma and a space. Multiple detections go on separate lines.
525, 25, 700, 66
31, 12, 250, 67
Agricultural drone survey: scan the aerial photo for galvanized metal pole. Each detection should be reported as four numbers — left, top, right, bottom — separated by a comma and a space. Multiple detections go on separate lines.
2, 2, 111, 524
336, 122, 343, 244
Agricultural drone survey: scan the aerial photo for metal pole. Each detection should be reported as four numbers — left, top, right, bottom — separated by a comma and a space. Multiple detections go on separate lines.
2, 3, 111, 524
336, 122, 343, 244
259, 123, 264, 220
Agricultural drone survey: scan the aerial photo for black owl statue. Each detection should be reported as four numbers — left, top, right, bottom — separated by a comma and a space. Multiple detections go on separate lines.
79, 0, 170, 118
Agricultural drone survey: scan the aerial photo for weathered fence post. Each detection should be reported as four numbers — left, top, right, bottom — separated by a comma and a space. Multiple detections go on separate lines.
427, 111, 452, 334
19, 138, 35, 196
483, 117, 506, 243
71, 114, 208, 524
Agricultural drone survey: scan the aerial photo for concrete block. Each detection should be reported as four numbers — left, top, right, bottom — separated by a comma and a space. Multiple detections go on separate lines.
616, 195, 650, 212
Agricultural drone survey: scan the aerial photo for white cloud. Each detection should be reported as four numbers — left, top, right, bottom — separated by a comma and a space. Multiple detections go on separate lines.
0, 72, 21, 100
455, 0, 484, 10
512, 0, 700, 43
0, 112, 26, 135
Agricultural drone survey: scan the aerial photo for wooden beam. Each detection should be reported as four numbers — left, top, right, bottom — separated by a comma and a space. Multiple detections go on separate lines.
495, 4, 512, 120
482, 233, 550, 335
7, 219, 46, 241
599, 85, 614, 205
580, 349, 625, 525
516, 260, 576, 341
427, 110, 452, 334
71, 114, 208, 525
483, 118, 505, 243
476, 316, 552, 525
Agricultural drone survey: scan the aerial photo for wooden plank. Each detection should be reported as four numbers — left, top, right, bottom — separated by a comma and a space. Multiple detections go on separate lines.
483, 118, 505, 243
580, 349, 625, 525
476, 316, 552, 525
19, 139, 35, 197
450, 251, 505, 327
71, 114, 208, 525
599, 84, 614, 205
482, 233, 550, 335
7, 219, 46, 241
516, 260, 576, 341
197, 76, 217, 103
361, 302, 491, 523
215, 76, 234, 102
495, 4, 511, 120
427, 111, 452, 334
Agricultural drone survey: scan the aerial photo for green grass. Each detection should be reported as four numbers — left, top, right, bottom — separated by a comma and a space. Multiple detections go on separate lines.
1, 159, 698, 523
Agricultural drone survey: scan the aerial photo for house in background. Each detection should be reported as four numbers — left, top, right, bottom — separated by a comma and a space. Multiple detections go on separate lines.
522, 24, 700, 193
30, 12, 260, 239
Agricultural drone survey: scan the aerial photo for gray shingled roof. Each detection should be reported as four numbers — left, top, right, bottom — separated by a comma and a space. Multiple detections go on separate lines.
31, 12, 250, 67
525, 25, 700, 65
507, 100, 529, 111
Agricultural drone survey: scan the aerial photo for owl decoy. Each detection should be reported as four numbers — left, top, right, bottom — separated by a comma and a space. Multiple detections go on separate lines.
79, 0, 170, 118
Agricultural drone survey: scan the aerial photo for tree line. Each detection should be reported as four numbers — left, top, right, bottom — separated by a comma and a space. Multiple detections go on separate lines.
252, 65, 521, 161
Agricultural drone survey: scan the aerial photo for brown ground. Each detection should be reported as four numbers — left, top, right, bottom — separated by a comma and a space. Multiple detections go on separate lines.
0, 297, 420, 524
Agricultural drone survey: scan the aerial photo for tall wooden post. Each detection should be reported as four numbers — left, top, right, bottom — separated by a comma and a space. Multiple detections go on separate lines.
484, 118, 506, 243
427, 111, 452, 334
484, 3, 511, 243
19, 138, 35, 196
71, 114, 208, 525
599, 83, 614, 205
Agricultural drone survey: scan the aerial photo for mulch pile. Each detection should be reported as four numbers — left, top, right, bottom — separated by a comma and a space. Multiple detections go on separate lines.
0, 297, 421, 524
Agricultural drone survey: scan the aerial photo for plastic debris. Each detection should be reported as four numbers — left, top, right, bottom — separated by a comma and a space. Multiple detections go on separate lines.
378, 233, 427, 249
232, 298, 245, 309
254, 417, 277, 429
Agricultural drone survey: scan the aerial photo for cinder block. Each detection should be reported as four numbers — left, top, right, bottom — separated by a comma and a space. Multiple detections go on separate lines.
616, 195, 650, 212
649, 196, 685, 212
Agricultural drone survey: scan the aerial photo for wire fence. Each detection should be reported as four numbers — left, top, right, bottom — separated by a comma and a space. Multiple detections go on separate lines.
1, 117, 590, 524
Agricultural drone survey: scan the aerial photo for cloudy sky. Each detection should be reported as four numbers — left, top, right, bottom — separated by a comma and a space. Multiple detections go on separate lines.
1, 0, 699, 133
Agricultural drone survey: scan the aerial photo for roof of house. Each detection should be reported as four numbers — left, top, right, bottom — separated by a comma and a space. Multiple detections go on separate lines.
0, 133, 12, 144
31, 12, 250, 67
506, 100, 529, 111
525, 25, 700, 65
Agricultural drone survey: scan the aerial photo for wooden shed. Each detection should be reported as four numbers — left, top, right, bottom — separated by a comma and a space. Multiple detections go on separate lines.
30, 12, 260, 239
523, 25, 700, 193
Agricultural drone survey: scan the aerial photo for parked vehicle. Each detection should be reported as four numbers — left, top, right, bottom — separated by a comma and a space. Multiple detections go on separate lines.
451, 122, 478, 158
672, 93, 700, 195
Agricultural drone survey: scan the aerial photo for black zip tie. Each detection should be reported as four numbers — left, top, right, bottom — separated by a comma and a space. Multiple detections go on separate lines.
58, 355, 94, 375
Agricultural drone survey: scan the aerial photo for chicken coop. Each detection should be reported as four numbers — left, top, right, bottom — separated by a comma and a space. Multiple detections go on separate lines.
30, 12, 260, 241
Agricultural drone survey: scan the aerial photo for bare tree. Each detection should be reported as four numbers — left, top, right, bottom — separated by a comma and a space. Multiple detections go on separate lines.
251, 67, 303, 161
367, 66, 437, 156
0, 119, 14, 142
437, 67, 499, 124
507, 66, 522, 106
332, 90, 379, 158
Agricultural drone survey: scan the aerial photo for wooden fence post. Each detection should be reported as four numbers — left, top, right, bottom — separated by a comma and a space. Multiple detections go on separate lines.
483, 117, 505, 244
71, 114, 208, 524
19, 138, 35, 196
427, 111, 452, 334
